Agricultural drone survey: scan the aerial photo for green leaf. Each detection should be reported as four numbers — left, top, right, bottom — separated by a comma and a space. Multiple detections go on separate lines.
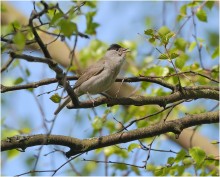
148, 37, 155, 43
85, 1, 97, 8
131, 166, 141, 175
170, 53, 179, 59
158, 53, 169, 59
180, 4, 187, 16
167, 157, 175, 165
14, 77, 24, 85
50, 12, 63, 26
189, 41, 196, 52
175, 54, 188, 69
205, 1, 215, 10
13, 32, 26, 50
174, 38, 187, 51
177, 165, 185, 175
175, 149, 187, 163
85, 11, 99, 35
113, 163, 127, 170
211, 46, 219, 59
211, 140, 219, 144
59, 20, 77, 38
166, 32, 175, 40
154, 168, 163, 176
182, 157, 193, 166
12, 21, 21, 30
86, 22, 99, 35
196, 9, 207, 22
187, 1, 200, 7
146, 164, 156, 171
25, 156, 35, 166
144, 29, 154, 35
158, 26, 171, 36
92, 116, 103, 130
50, 93, 61, 103
25, 68, 31, 76
104, 146, 128, 158
8, 149, 20, 159
189, 147, 206, 166
128, 143, 140, 152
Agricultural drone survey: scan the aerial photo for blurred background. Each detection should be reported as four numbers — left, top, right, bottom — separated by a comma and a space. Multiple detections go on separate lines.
1, 1, 219, 176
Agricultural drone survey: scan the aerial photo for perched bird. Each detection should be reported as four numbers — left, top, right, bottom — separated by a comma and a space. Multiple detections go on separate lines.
54, 44, 130, 115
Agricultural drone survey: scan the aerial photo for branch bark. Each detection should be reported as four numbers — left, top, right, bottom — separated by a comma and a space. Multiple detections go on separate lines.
2, 111, 219, 158
67, 88, 219, 109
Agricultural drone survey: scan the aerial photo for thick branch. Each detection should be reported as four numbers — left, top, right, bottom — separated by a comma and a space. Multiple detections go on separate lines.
1, 111, 218, 158
67, 88, 219, 109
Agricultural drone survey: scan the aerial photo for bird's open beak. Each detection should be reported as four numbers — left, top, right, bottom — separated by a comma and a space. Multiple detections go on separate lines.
122, 48, 130, 53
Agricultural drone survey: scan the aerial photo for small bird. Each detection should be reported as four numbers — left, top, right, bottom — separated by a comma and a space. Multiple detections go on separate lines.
54, 44, 130, 115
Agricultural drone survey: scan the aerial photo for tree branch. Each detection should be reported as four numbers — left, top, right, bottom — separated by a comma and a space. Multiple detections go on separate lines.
8, 52, 79, 106
67, 88, 219, 109
28, 5, 79, 107
1, 73, 218, 93
1, 111, 218, 158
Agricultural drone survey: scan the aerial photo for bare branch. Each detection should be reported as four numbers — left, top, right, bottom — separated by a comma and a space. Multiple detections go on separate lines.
9, 52, 79, 106
67, 88, 219, 109
2, 111, 218, 158
1, 73, 218, 93
1, 57, 14, 73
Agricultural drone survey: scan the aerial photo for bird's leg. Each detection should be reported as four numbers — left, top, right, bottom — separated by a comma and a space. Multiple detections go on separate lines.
87, 92, 95, 107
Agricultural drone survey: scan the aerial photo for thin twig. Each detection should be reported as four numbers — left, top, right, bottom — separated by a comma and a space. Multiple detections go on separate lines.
83, 158, 145, 169
1, 57, 14, 72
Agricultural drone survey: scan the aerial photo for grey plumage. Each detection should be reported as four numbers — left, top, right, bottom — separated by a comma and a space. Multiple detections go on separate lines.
54, 44, 129, 115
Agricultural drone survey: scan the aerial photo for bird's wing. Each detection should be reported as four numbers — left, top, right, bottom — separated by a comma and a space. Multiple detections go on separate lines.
73, 59, 105, 89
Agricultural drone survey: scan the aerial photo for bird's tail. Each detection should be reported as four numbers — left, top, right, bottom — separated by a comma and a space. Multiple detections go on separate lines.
54, 96, 71, 115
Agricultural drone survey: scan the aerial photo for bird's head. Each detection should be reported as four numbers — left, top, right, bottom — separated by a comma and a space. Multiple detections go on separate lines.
106, 44, 130, 59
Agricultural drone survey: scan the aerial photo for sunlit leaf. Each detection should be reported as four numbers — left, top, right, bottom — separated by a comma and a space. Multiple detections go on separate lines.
50, 93, 61, 103
182, 157, 193, 166
14, 77, 24, 85
196, 9, 207, 22
180, 4, 187, 16
50, 12, 63, 26
85, 11, 99, 35
158, 53, 169, 59
144, 29, 154, 35
205, 1, 215, 10
174, 38, 187, 51
175, 54, 188, 69
189, 41, 196, 52
8, 149, 20, 159
175, 149, 187, 163
211, 140, 219, 144
13, 31, 26, 50
85, 1, 97, 8
148, 37, 155, 43
170, 53, 179, 59
167, 157, 175, 165
92, 116, 103, 130
128, 143, 140, 152
59, 20, 77, 38
158, 26, 171, 36
146, 164, 156, 171
211, 46, 219, 59
189, 147, 206, 166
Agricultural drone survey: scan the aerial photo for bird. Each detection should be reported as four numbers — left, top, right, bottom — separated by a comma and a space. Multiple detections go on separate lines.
54, 44, 130, 115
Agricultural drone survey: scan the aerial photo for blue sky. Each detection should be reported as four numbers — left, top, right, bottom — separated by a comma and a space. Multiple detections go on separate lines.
2, 1, 219, 176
